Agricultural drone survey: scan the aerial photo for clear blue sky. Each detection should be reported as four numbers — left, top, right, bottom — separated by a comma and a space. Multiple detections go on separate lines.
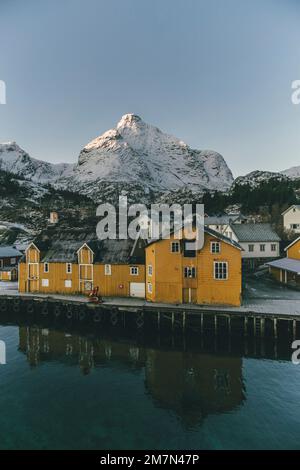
0, 0, 300, 176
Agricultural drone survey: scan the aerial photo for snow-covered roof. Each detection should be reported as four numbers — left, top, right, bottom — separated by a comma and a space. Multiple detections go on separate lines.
230, 223, 280, 242
204, 215, 242, 226
0, 246, 23, 258
267, 257, 300, 274
29, 222, 145, 264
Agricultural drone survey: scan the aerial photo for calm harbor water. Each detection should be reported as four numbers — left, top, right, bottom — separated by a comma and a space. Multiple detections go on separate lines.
0, 309, 299, 450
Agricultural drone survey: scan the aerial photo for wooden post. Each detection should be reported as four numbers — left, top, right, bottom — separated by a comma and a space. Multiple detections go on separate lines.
261, 318, 265, 337
228, 316, 231, 336
214, 315, 217, 335
157, 311, 160, 331
273, 318, 277, 339
244, 316, 248, 337
172, 312, 175, 333
182, 311, 186, 334
201, 314, 204, 333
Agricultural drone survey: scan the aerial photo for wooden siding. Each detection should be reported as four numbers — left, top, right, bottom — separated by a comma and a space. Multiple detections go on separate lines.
145, 233, 242, 306
287, 239, 300, 260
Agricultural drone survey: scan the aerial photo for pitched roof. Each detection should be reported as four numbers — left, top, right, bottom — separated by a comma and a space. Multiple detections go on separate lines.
204, 215, 242, 225
0, 246, 23, 258
230, 223, 280, 242
284, 237, 300, 252
281, 205, 300, 216
0, 266, 18, 272
27, 221, 145, 264
147, 226, 242, 251
267, 257, 300, 274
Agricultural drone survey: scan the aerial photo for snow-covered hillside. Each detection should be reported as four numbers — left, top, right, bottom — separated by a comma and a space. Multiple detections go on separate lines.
0, 142, 73, 183
61, 114, 234, 197
281, 166, 300, 180
232, 170, 289, 189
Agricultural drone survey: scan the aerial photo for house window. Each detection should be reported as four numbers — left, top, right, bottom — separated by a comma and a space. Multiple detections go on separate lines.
214, 262, 228, 280
0, 260, 3, 269
260, 244, 265, 252
271, 244, 277, 252
147, 282, 153, 294
148, 265, 153, 276
41, 279, 49, 287
171, 241, 180, 253
65, 280, 72, 288
130, 266, 139, 276
211, 242, 221, 254
248, 244, 254, 252
184, 267, 196, 278
44, 263, 49, 273
66, 263, 72, 274
105, 264, 111, 276
10, 257, 16, 265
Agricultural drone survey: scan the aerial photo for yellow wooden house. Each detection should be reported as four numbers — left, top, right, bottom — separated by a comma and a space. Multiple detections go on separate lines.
145, 227, 242, 306
267, 237, 300, 287
18, 227, 146, 298
19, 221, 242, 306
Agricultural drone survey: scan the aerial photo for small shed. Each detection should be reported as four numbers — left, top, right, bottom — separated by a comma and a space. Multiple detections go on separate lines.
0, 266, 18, 281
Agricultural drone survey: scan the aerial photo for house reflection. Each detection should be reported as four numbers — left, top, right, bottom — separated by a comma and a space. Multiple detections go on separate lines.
19, 327, 245, 423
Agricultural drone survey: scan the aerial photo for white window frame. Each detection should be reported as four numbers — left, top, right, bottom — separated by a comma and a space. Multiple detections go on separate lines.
214, 262, 228, 280
65, 279, 72, 288
271, 244, 277, 252
10, 257, 16, 265
105, 264, 112, 276
248, 244, 254, 252
66, 263, 72, 274
130, 266, 139, 276
260, 244, 265, 252
171, 241, 180, 253
184, 266, 196, 278
41, 278, 49, 287
211, 242, 221, 254
44, 262, 49, 273
147, 282, 153, 294
148, 264, 153, 276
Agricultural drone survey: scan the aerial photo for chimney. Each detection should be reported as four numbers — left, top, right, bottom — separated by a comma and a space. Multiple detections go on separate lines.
49, 211, 59, 224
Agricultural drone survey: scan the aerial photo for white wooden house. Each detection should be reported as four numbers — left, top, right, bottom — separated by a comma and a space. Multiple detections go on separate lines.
282, 205, 300, 234
229, 223, 280, 269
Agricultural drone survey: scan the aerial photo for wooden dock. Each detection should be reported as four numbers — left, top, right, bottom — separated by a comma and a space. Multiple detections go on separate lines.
0, 287, 300, 341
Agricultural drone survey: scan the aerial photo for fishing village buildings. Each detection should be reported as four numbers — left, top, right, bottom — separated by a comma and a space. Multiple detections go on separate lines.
17, 213, 243, 307
7, 208, 300, 306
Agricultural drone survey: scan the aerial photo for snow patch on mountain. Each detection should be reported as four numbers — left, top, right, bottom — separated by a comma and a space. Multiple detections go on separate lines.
0, 142, 73, 183
232, 170, 289, 189
281, 166, 300, 180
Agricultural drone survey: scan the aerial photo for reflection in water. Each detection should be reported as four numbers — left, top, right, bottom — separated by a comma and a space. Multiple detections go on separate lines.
19, 326, 245, 425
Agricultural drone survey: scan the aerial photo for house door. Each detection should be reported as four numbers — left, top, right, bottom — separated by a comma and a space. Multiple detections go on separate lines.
28, 263, 39, 292
79, 264, 93, 292
183, 288, 197, 304
130, 282, 145, 298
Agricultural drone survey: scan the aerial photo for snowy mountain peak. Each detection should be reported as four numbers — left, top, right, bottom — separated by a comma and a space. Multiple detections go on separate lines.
70, 114, 234, 197
117, 113, 143, 128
